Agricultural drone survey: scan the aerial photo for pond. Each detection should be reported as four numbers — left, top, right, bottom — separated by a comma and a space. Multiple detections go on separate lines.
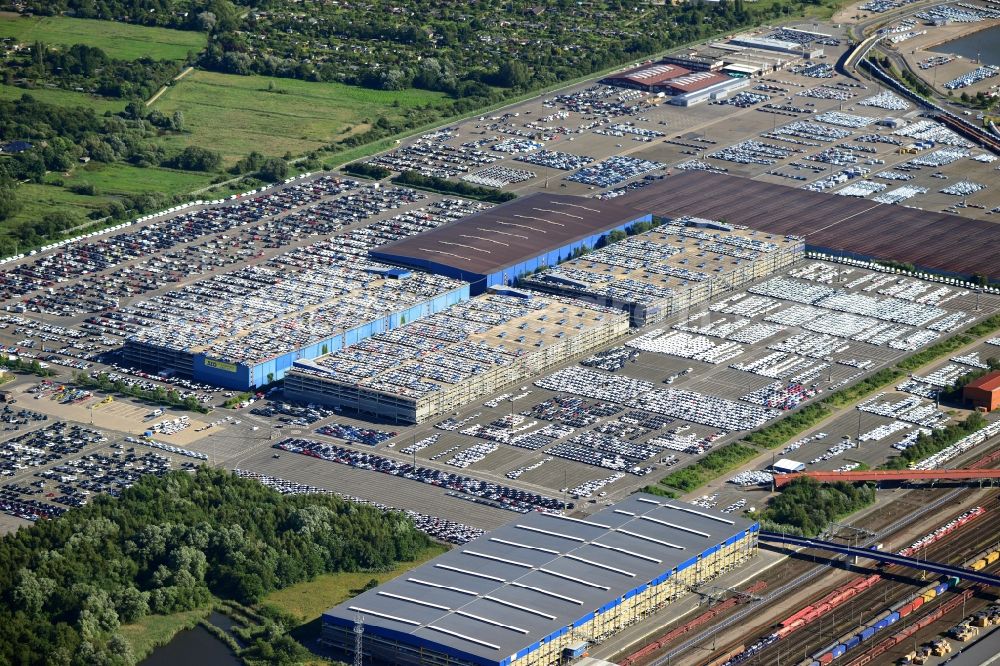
140, 612, 241, 666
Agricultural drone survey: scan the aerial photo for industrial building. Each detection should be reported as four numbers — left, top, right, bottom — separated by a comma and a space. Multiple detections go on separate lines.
283, 289, 629, 423
601, 62, 748, 104
322, 494, 759, 666
369, 194, 652, 295
520, 217, 804, 326
662, 53, 725, 72
622, 171, 1000, 282
728, 34, 823, 58
964, 371, 1000, 412
602, 62, 692, 91
667, 74, 750, 106
122, 260, 469, 390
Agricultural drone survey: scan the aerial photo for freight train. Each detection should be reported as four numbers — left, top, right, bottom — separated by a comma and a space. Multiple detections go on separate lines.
718, 507, 988, 666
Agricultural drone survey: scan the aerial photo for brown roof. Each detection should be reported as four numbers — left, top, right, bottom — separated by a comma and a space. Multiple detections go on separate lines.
608, 62, 691, 87
370, 193, 646, 276
666, 72, 732, 93
623, 172, 1000, 280
966, 371, 1000, 392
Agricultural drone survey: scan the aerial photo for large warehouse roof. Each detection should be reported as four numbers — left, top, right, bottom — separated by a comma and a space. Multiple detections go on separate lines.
606, 62, 691, 86
370, 194, 646, 277
623, 172, 1000, 280
666, 71, 732, 93
324, 494, 755, 664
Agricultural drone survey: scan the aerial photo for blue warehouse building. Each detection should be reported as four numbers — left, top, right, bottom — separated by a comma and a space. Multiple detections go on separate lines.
122, 271, 470, 391
191, 282, 470, 389
369, 194, 653, 295
322, 494, 758, 666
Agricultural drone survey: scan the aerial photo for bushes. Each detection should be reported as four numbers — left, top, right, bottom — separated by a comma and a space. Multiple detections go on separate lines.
660, 443, 759, 492
343, 161, 391, 179
167, 146, 223, 172
639, 485, 678, 499
827, 368, 907, 407
744, 402, 833, 449
882, 411, 988, 469
761, 478, 876, 536
73, 371, 210, 413
0, 354, 56, 377
392, 170, 517, 203
965, 314, 1000, 339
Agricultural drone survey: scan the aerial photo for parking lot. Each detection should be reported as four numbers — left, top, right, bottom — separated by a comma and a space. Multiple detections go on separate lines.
359, 15, 1000, 217
185, 260, 999, 526
0, 13, 997, 535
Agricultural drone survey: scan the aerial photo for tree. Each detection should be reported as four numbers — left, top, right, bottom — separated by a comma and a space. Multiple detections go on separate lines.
196, 11, 217, 32
13, 569, 55, 616
170, 146, 222, 172
495, 60, 530, 88
258, 157, 288, 182
122, 99, 145, 120
0, 176, 20, 221
170, 111, 184, 132
113, 587, 148, 624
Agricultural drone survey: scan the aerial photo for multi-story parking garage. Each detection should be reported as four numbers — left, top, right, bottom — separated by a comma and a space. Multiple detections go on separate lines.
283, 289, 629, 423
521, 218, 804, 326
322, 494, 759, 666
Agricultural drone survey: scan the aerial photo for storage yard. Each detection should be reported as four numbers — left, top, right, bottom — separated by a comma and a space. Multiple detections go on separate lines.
0, 5, 999, 666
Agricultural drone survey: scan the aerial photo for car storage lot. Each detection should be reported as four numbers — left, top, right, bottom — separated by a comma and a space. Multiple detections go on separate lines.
0, 17, 997, 533
365, 19, 1000, 218
227, 261, 1000, 522
2, 255, 998, 533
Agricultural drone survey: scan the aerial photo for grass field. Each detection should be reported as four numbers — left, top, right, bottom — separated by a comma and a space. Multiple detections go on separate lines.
5, 182, 106, 228
120, 605, 212, 660
150, 70, 448, 165
262, 543, 449, 624
0, 13, 206, 60
54, 163, 216, 197
0, 82, 126, 114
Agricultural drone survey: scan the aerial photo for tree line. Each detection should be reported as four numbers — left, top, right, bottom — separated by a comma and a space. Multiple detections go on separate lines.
4, 41, 185, 100
0, 467, 429, 665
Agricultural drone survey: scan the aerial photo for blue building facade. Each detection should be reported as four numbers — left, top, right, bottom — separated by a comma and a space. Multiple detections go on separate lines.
191, 283, 470, 389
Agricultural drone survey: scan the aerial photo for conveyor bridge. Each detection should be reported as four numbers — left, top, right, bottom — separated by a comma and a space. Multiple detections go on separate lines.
758, 532, 1000, 587
773, 468, 1000, 488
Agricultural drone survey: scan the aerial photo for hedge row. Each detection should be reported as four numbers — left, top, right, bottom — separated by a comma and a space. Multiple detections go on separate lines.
660, 443, 759, 492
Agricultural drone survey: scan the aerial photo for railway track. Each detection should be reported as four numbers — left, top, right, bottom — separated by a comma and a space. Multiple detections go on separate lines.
753, 498, 1000, 666
640, 485, 995, 666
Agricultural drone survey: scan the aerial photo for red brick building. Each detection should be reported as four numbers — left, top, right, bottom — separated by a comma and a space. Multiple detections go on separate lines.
964, 370, 1000, 412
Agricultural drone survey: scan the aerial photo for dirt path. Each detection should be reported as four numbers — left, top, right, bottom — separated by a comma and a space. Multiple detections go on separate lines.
146, 65, 194, 107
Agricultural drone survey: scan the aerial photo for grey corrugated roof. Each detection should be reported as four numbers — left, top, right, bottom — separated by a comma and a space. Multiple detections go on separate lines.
323, 495, 755, 664
369, 194, 647, 277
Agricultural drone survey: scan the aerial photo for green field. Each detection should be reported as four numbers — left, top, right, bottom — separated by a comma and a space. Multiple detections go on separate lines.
0, 13, 206, 60
5, 182, 106, 228
3, 163, 213, 238
0, 82, 126, 114
55, 163, 215, 197
262, 543, 449, 624
150, 70, 448, 165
